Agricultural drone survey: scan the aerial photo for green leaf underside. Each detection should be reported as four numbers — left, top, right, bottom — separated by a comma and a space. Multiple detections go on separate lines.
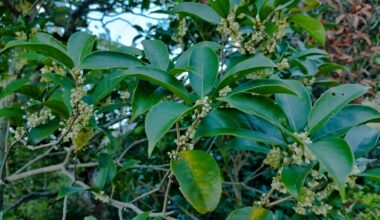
171, 150, 222, 214
218, 54, 276, 88
281, 165, 313, 200
308, 84, 368, 134
173, 2, 222, 25
92, 71, 126, 103
276, 80, 312, 132
345, 125, 380, 158
307, 138, 354, 199
96, 153, 116, 189
230, 79, 300, 96
131, 81, 170, 120
145, 102, 194, 156
312, 105, 380, 140
1, 40, 73, 68
124, 66, 191, 104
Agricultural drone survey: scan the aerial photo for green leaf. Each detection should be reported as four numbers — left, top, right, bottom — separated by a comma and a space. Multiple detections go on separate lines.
171, 150, 222, 214
288, 14, 326, 45
124, 66, 191, 104
92, 71, 126, 103
146, 101, 194, 156
0, 106, 25, 118
307, 138, 354, 199
96, 153, 117, 189
131, 81, 169, 120
358, 168, 380, 182
142, 40, 170, 70
31, 32, 67, 53
173, 2, 221, 25
46, 88, 72, 117
219, 94, 288, 128
345, 125, 380, 158
132, 211, 151, 220
29, 120, 62, 144
281, 165, 313, 200
228, 138, 269, 153
57, 186, 85, 200
308, 84, 368, 134
312, 105, 380, 140
291, 0, 320, 12
317, 63, 348, 76
42, 73, 75, 89
195, 109, 284, 145
114, 46, 144, 56
209, 0, 230, 17
276, 80, 312, 132
67, 32, 96, 67
226, 207, 274, 220
175, 41, 221, 69
288, 48, 327, 60
1, 40, 73, 68
0, 78, 28, 100
80, 51, 143, 69
229, 79, 299, 96
189, 47, 218, 97
218, 54, 276, 89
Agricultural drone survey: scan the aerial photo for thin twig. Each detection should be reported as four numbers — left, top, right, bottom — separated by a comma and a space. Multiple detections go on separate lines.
62, 196, 68, 220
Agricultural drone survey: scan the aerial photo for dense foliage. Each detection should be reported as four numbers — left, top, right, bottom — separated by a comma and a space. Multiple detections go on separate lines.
0, 0, 379, 219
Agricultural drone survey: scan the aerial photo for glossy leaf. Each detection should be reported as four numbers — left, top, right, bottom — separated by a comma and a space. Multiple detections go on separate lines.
92, 71, 126, 103
317, 63, 348, 76
29, 120, 61, 144
1, 40, 73, 68
171, 150, 222, 214
80, 51, 143, 69
146, 102, 193, 156
229, 79, 299, 96
358, 168, 380, 182
57, 186, 85, 200
124, 66, 191, 104
226, 207, 274, 220
42, 73, 75, 89
173, 2, 221, 25
307, 138, 354, 199
175, 41, 221, 69
131, 81, 169, 120
289, 14, 326, 45
142, 40, 170, 70
0, 107, 25, 118
67, 32, 96, 67
219, 94, 288, 128
312, 105, 380, 140
218, 54, 276, 88
345, 125, 380, 158
209, 0, 230, 17
96, 153, 117, 189
114, 46, 144, 56
189, 47, 218, 97
276, 80, 312, 132
281, 165, 313, 200
228, 138, 269, 153
195, 109, 284, 145
308, 84, 368, 134
0, 78, 29, 100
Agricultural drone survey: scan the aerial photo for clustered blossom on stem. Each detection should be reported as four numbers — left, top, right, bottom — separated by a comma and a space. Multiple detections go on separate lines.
218, 86, 232, 97
216, 4, 288, 54
172, 17, 187, 49
63, 70, 94, 152
26, 107, 55, 128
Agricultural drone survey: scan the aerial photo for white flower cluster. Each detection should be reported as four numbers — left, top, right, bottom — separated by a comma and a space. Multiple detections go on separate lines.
94, 191, 110, 203
26, 107, 54, 128
288, 142, 315, 165
217, 8, 244, 47
218, 86, 232, 97
40, 62, 66, 75
15, 31, 27, 40
245, 70, 273, 80
263, 147, 283, 169
119, 90, 130, 100
293, 186, 332, 216
195, 96, 211, 118
278, 58, 290, 71
167, 150, 179, 160
172, 18, 188, 48
14, 127, 26, 140
271, 176, 288, 194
